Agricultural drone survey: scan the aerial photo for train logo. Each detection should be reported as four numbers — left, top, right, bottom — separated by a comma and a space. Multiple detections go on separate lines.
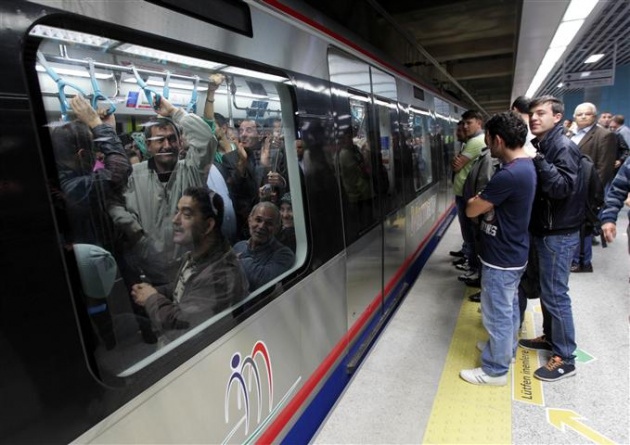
224, 340, 274, 436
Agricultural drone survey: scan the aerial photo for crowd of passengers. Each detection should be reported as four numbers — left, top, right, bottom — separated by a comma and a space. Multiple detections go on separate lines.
51, 75, 296, 349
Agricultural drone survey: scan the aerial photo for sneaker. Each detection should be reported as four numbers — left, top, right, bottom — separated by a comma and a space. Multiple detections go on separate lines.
459, 367, 507, 386
452, 257, 467, 266
455, 261, 472, 271
518, 335, 552, 351
449, 250, 465, 258
534, 355, 576, 381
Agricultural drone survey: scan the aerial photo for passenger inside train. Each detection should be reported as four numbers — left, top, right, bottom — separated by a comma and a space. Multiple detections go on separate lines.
35, 26, 305, 375
130, 186, 249, 343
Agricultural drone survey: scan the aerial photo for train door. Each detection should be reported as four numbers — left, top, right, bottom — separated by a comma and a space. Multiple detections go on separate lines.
371, 92, 405, 305
328, 48, 384, 329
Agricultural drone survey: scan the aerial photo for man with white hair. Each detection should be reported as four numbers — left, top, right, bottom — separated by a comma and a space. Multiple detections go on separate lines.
570, 102, 617, 273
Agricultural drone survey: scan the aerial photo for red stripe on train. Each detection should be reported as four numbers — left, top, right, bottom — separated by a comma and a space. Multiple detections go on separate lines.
256, 203, 454, 443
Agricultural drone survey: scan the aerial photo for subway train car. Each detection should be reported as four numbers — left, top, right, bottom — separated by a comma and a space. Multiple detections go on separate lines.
0, 0, 462, 442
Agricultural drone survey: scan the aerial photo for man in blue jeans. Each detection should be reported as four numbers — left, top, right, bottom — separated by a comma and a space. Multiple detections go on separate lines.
519, 96, 585, 382
459, 112, 536, 386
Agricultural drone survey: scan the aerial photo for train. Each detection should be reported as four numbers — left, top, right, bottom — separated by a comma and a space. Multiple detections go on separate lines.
0, 0, 464, 442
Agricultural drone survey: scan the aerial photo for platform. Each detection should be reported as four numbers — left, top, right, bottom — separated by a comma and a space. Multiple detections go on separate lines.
313, 213, 629, 444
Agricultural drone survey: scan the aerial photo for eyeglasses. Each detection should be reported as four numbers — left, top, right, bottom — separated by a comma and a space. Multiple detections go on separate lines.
147, 134, 179, 144
575, 112, 594, 117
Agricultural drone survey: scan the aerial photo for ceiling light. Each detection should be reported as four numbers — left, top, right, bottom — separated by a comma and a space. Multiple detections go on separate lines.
524, 0, 598, 97
562, 0, 598, 21
549, 20, 584, 48
526, 47, 566, 97
584, 54, 605, 63
116, 44, 223, 71
35, 64, 113, 79
29, 25, 117, 48
145, 78, 208, 92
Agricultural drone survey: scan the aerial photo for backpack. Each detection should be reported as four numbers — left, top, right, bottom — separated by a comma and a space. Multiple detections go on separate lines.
578, 153, 605, 234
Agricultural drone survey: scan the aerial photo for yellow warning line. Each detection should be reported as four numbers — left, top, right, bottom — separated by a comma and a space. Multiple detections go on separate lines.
513, 310, 544, 406
422, 287, 512, 444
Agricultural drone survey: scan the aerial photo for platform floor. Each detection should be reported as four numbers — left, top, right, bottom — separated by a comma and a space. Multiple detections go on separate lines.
313, 213, 629, 444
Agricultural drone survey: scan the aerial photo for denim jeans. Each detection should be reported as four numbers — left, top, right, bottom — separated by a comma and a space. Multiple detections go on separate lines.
480, 264, 525, 376
572, 233, 592, 265
534, 232, 579, 363
455, 195, 474, 262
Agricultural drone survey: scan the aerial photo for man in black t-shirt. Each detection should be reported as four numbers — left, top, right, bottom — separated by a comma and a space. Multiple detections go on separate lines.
459, 112, 536, 386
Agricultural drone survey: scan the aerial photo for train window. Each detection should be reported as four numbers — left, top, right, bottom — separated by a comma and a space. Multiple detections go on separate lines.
28, 24, 305, 379
408, 108, 434, 191
338, 95, 378, 239
374, 99, 396, 212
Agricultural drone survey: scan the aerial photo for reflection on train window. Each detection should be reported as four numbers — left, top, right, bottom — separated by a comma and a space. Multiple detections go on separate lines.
409, 109, 433, 191
30, 25, 304, 378
339, 97, 377, 240
435, 114, 455, 182
374, 100, 395, 212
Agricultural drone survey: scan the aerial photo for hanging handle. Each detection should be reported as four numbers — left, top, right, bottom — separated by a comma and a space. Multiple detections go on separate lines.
88, 59, 116, 116
131, 65, 161, 111
162, 70, 171, 100
186, 75, 199, 114
37, 51, 88, 121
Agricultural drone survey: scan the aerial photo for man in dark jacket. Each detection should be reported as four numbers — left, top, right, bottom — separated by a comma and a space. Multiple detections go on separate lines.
131, 186, 249, 343
51, 95, 132, 350
569, 103, 617, 272
519, 96, 584, 382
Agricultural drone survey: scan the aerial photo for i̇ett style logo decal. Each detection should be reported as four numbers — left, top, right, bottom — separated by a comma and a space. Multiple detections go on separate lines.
225, 340, 274, 435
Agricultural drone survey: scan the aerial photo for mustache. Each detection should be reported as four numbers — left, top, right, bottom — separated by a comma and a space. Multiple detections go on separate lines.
154, 148, 179, 156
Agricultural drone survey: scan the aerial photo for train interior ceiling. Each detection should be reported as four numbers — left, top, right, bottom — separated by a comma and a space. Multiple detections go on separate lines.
33, 25, 286, 127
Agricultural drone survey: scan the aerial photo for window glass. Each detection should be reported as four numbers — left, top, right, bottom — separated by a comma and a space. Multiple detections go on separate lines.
374, 100, 396, 212
338, 96, 377, 239
433, 114, 452, 181
409, 109, 433, 190
30, 24, 303, 378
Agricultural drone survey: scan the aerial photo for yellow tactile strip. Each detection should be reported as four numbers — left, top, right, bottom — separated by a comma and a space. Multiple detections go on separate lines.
513, 310, 544, 406
422, 287, 512, 444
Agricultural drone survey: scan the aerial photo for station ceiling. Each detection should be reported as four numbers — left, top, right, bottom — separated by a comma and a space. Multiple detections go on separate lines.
302, 0, 630, 116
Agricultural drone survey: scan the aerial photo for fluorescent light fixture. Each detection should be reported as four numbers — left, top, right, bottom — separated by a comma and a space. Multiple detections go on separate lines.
116, 43, 223, 71
526, 46, 567, 97
36, 64, 113, 79
221, 66, 287, 83
524, 0, 598, 97
549, 20, 584, 48
29, 25, 118, 48
584, 53, 605, 63
563, 0, 598, 20
145, 78, 208, 92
